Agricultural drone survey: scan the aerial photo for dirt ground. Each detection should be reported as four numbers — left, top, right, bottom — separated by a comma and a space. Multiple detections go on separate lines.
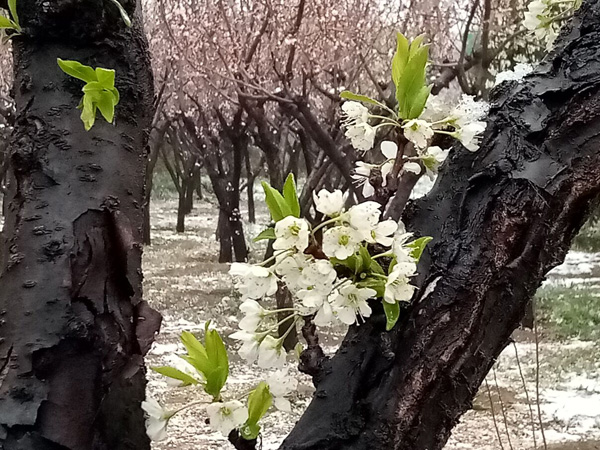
144, 198, 600, 450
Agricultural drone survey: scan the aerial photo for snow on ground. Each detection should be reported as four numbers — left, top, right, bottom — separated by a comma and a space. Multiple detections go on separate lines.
142, 199, 600, 450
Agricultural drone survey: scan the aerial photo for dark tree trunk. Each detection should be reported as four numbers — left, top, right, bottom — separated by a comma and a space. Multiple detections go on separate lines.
183, 176, 195, 214
0, 2, 161, 449
217, 207, 233, 263
176, 188, 186, 233
281, 3, 600, 450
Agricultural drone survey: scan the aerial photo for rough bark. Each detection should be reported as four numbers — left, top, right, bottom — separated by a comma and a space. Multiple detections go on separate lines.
0, 1, 160, 449
281, 2, 600, 450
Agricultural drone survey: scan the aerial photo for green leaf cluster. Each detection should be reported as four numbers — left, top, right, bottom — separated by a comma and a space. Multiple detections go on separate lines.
0, 0, 21, 34
57, 59, 121, 131
392, 32, 432, 120
240, 382, 272, 440
261, 173, 300, 223
153, 324, 230, 401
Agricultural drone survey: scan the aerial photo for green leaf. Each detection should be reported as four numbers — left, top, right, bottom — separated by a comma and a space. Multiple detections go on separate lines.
80, 94, 97, 131
409, 34, 426, 59
396, 44, 430, 119
180, 331, 210, 372
57, 59, 98, 84
95, 67, 116, 89
253, 227, 276, 242
370, 259, 385, 275
96, 91, 116, 124
407, 84, 432, 120
109, 87, 120, 104
8, 0, 18, 28
282, 173, 300, 218
0, 15, 17, 30
340, 91, 384, 109
261, 181, 292, 222
151, 366, 199, 386
357, 245, 373, 274
203, 325, 229, 400
246, 381, 272, 425
383, 301, 400, 331
406, 236, 432, 261
109, 0, 132, 27
392, 32, 410, 86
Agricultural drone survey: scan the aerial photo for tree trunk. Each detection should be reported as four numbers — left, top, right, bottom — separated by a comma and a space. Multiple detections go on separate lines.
184, 175, 195, 214
0, 2, 161, 449
281, 3, 600, 449
218, 207, 233, 263
176, 188, 186, 233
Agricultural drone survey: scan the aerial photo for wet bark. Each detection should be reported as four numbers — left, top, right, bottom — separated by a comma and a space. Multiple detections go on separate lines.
281, 2, 600, 450
0, 1, 160, 449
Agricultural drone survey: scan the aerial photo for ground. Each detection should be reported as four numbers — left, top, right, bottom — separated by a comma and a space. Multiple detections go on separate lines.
143, 193, 600, 450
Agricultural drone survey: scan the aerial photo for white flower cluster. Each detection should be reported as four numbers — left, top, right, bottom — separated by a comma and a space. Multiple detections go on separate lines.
229, 191, 421, 368
523, 0, 582, 50
347, 94, 488, 198
494, 63, 534, 86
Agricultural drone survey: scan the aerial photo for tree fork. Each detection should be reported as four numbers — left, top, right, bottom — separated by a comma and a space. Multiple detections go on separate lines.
281, 2, 600, 449
0, 1, 160, 449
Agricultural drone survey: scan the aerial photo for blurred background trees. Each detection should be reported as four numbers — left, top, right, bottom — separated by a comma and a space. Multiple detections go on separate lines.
0, 0, 548, 263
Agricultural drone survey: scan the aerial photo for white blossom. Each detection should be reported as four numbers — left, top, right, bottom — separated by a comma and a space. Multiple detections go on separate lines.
142, 398, 172, 442
206, 401, 248, 436
346, 201, 382, 238
392, 223, 416, 264
230, 330, 261, 363
384, 262, 417, 304
322, 226, 361, 260
380, 141, 398, 186
366, 219, 398, 247
402, 119, 434, 149
380, 141, 398, 160
230, 263, 278, 300
332, 285, 376, 325
313, 189, 345, 217
273, 216, 310, 252
341, 101, 369, 125
346, 122, 376, 151
275, 253, 312, 291
266, 369, 298, 412
523, 0, 547, 32
403, 161, 422, 175
455, 121, 487, 152
421, 146, 450, 180
352, 162, 376, 197
258, 335, 287, 369
239, 299, 267, 332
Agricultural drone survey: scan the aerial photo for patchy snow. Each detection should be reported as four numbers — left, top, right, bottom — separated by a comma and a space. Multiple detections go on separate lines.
141, 199, 600, 450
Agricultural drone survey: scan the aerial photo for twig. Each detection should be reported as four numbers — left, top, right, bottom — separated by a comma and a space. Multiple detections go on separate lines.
533, 300, 548, 450
485, 378, 506, 450
513, 341, 538, 449
493, 367, 514, 450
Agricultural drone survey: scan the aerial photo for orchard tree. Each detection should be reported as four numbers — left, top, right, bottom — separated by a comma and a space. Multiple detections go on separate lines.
0, 1, 160, 449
